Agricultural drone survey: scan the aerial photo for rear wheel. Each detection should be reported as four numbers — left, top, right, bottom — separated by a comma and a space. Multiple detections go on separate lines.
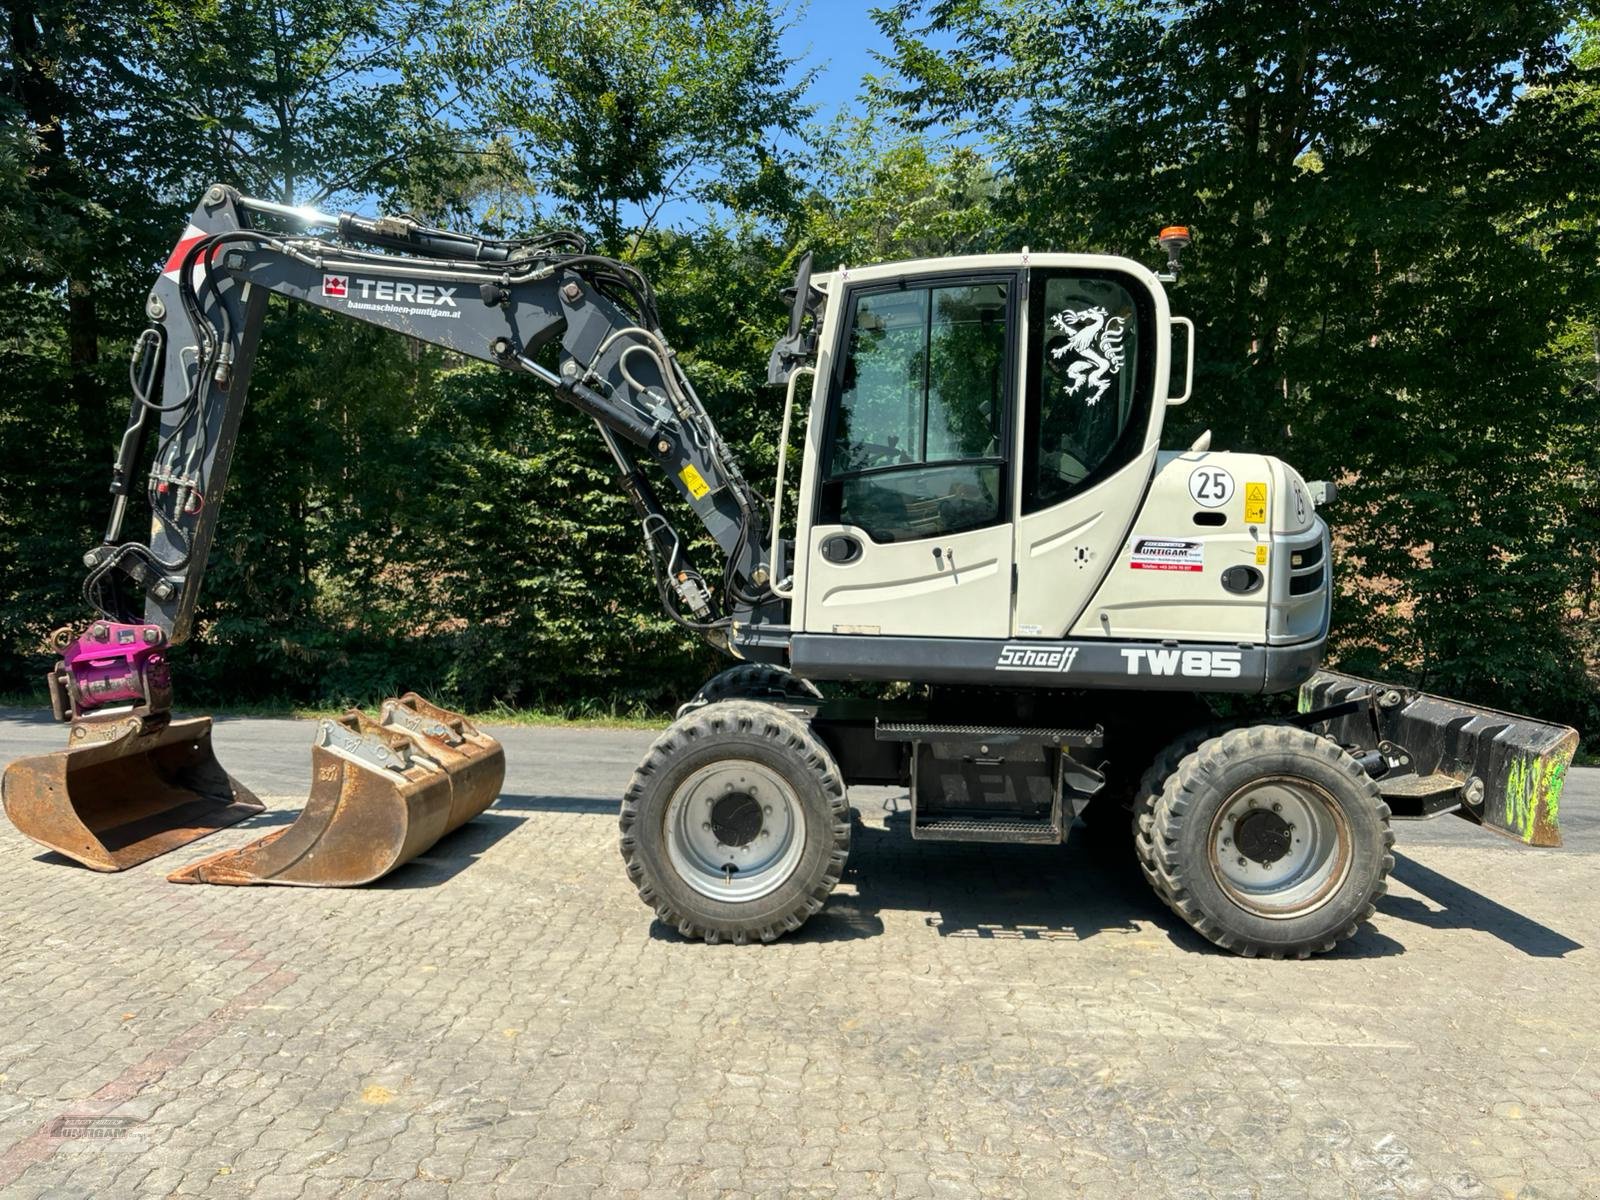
1140, 725, 1393, 958
620, 700, 849, 943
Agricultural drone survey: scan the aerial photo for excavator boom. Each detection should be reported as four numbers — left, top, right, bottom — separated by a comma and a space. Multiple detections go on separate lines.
95, 185, 772, 645
4, 184, 777, 880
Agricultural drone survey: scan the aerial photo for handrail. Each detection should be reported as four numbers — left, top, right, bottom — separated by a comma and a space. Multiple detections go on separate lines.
1168, 316, 1195, 405
769, 366, 816, 599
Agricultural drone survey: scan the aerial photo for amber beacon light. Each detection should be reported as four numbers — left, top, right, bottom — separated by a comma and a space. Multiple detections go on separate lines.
1157, 225, 1192, 278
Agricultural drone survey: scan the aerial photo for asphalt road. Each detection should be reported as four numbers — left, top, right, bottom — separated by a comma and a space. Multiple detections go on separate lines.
1, 708, 1596, 1199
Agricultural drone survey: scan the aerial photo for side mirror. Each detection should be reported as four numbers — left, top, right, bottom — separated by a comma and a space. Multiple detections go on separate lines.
767, 251, 819, 386
786, 251, 813, 343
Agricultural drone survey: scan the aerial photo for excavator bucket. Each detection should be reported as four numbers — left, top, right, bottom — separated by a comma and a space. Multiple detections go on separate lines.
1301, 671, 1579, 847
169, 696, 504, 886
1, 715, 263, 871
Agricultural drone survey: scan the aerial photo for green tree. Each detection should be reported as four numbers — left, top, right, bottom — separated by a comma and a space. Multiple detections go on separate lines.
798, 116, 1004, 264
455, 0, 813, 252
878, 0, 1600, 729
0, 0, 175, 682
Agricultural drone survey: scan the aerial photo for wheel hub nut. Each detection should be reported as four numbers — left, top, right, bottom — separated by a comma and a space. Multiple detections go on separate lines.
708, 792, 763, 848
1232, 808, 1294, 867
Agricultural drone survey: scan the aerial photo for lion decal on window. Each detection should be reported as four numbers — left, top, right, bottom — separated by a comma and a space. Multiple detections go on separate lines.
1048, 306, 1126, 407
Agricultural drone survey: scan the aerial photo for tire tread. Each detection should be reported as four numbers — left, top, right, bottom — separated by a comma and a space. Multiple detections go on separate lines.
1134, 724, 1394, 959
619, 700, 848, 944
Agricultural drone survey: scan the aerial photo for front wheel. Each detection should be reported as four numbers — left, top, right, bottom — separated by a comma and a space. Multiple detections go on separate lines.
620, 701, 849, 944
1142, 725, 1393, 958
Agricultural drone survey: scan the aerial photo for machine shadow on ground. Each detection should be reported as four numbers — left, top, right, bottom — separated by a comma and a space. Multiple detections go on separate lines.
29, 782, 1578, 955
1381, 852, 1583, 958
492, 793, 621, 816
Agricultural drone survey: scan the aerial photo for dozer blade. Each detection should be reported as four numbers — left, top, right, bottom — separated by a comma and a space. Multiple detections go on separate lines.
1, 715, 263, 871
169, 697, 504, 886
1301, 671, 1579, 847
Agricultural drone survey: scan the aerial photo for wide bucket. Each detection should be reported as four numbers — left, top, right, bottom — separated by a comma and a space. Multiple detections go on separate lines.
1, 714, 263, 871
169, 697, 504, 886
377, 693, 504, 836
1301, 671, 1579, 847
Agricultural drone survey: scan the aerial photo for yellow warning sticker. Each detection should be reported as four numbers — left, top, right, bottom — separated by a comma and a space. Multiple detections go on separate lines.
679, 464, 711, 500
1255, 544, 1268, 566
1243, 481, 1268, 525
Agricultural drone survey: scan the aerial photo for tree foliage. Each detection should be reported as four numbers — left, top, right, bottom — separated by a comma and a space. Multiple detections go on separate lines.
878, 0, 1600, 729
455, 0, 812, 250
1, 0, 1596, 736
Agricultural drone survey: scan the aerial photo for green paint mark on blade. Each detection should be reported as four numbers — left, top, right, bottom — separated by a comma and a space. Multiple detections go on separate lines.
1543, 759, 1566, 828
1505, 757, 1529, 841
1506, 755, 1568, 843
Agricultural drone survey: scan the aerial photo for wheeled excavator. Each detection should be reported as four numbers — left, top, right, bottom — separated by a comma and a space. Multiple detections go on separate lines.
2, 188, 1578, 956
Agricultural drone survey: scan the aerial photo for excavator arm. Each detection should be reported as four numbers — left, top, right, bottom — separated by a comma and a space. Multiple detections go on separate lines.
85, 185, 773, 672
1, 185, 791, 881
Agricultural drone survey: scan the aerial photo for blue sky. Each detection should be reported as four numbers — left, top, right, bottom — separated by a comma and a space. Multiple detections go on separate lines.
779, 2, 893, 127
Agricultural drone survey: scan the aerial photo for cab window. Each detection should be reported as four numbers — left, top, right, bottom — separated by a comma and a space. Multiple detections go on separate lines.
1022, 271, 1153, 513
821, 280, 1011, 543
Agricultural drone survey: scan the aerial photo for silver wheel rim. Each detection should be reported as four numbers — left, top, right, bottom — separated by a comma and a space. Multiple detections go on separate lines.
665, 761, 807, 902
1208, 775, 1351, 918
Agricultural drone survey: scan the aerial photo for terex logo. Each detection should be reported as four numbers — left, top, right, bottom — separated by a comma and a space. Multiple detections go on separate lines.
321, 274, 348, 298
1121, 648, 1242, 678
353, 278, 458, 306
996, 644, 1079, 673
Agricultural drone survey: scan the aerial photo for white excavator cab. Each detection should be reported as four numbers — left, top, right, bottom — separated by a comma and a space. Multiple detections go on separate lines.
774, 252, 1327, 693
791, 254, 1178, 640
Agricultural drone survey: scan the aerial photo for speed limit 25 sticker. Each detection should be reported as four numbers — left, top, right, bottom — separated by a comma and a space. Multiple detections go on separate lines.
1188, 465, 1234, 507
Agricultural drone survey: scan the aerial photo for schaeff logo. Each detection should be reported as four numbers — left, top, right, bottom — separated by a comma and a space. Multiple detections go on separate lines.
323, 275, 458, 306
996, 644, 1079, 673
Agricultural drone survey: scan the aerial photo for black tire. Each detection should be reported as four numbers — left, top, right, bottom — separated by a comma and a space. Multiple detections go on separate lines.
697, 662, 823, 702
1140, 724, 1394, 959
620, 700, 849, 944
680, 664, 822, 716
1132, 724, 1231, 889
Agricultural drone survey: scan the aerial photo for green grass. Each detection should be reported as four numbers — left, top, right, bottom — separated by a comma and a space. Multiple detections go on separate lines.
0, 691, 671, 731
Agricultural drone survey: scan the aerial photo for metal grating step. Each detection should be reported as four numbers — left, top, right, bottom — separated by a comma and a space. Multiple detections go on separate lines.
912, 816, 1063, 844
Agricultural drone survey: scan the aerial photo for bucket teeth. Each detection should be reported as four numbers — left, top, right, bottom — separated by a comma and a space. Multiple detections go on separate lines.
169, 693, 504, 886
1, 714, 263, 871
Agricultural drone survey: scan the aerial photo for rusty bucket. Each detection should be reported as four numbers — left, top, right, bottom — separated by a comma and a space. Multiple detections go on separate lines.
377, 693, 504, 836
2, 714, 263, 871
169, 696, 504, 886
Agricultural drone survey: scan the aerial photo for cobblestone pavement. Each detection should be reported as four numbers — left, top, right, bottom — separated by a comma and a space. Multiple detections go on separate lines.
1, 710, 1596, 1199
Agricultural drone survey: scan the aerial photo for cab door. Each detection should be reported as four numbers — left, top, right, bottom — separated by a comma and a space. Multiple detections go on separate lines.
1010, 265, 1169, 637
799, 274, 1018, 638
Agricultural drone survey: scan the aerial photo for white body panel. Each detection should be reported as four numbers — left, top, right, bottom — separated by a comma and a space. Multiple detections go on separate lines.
1068, 451, 1273, 641
803, 520, 1013, 637
1010, 457, 1159, 636
1065, 451, 1325, 643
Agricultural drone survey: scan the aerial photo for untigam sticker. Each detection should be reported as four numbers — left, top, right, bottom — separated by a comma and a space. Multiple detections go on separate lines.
1130, 538, 1203, 572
